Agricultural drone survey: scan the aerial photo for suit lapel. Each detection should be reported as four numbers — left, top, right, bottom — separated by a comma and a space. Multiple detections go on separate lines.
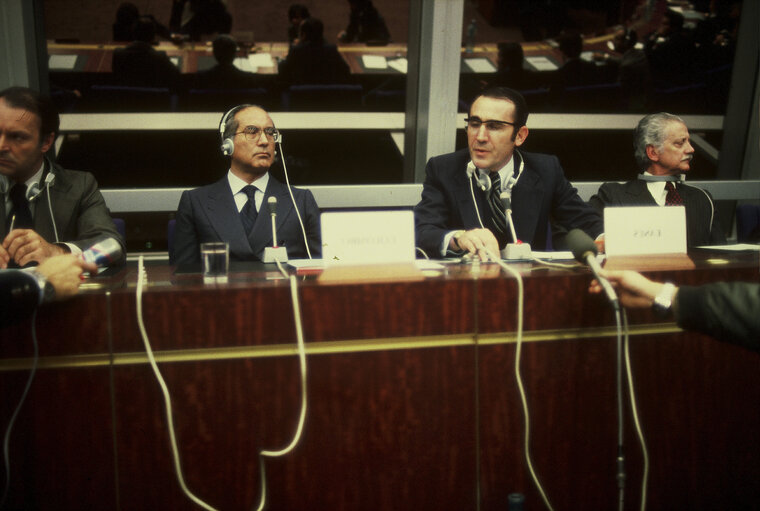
511, 169, 541, 243
248, 177, 293, 254
203, 178, 253, 258
627, 180, 657, 204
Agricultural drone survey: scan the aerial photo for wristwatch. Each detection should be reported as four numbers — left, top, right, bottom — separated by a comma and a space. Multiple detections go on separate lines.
652, 282, 676, 317
28, 269, 56, 304
452, 230, 466, 251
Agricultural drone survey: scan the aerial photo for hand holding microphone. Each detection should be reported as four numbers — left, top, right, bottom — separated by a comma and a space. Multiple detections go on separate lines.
566, 228, 619, 309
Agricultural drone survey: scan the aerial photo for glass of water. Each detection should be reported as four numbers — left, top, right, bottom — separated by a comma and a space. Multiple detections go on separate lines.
200, 242, 229, 284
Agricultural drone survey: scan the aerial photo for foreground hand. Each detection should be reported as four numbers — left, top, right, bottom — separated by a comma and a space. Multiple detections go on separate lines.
451, 228, 500, 262
0, 244, 9, 269
3, 229, 67, 267
589, 269, 668, 309
36, 254, 98, 300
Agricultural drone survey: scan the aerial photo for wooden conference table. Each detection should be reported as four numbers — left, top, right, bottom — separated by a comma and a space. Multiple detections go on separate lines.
1, 249, 758, 510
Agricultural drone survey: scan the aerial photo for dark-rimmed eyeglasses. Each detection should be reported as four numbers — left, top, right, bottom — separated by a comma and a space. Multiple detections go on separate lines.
464, 117, 515, 132
236, 125, 279, 141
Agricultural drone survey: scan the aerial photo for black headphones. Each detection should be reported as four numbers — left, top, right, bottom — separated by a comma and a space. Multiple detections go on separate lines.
219, 105, 281, 157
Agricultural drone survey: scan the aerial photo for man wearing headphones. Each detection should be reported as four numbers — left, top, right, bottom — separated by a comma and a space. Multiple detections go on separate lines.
0, 87, 125, 269
171, 104, 321, 264
589, 112, 726, 247
414, 87, 603, 260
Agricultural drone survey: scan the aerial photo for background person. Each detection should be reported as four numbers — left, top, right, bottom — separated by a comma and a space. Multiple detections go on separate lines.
0, 87, 125, 269
589, 112, 726, 247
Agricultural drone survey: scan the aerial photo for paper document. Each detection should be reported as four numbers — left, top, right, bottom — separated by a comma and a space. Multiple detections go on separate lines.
249, 52, 274, 68
526, 56, 558, 71
387, 58, 408, 74
696, 244, 760, 251
464, 58, 496, 73
49, 55, 77, 70
233, 57, 256, 72
362, 55, 388, 69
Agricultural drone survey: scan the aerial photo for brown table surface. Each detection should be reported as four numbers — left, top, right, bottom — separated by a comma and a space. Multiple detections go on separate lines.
2, 248, 758, 510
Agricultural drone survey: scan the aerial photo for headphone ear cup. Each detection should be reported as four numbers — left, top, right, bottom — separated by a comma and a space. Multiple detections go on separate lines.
274, 132, 282, 144
221, 138, 234, 156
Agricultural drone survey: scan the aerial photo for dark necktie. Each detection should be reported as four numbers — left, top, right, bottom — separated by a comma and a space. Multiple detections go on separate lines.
487, 172, 509, 242
239, 185, 258, 234
665, 182, 683, 206
8, 183, 34, 231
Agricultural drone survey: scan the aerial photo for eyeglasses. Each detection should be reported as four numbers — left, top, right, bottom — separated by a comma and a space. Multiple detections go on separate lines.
236, 125, 280, 141
464, 117, 515, 132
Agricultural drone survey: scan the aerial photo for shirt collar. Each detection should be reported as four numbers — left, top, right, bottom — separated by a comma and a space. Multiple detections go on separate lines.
227, 170, 269, 195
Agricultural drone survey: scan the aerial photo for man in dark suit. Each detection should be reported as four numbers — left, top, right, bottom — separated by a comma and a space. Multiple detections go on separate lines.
588, 112, 725, 247
192, 34, 262, 90
414, 86, 603, 260
111, 18, 181, 91
171, 104, 321, 264
278, 17, 351, 86
0, 87, 125, 269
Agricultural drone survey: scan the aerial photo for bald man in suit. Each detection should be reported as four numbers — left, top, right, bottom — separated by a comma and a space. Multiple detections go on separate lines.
171, 105, 321, 264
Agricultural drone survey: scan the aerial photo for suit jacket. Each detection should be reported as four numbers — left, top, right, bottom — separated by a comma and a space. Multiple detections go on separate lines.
0, 162, 126, 265
677, 282, 760, 352
588, 179, 726, 247
171, 174, 321, 264
191, 63, 262, 90
414, 148, 603, 257
112, 41, 181, 90
278, 42, 351, 85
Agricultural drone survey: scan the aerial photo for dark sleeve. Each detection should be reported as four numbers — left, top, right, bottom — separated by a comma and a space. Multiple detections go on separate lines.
171, 190, 201, 265
71, 173, 126, 265
675, 282, 760, 352
0, 270, 40, 327
550, 159, 604, 239
587, 183, 616, 214
413, 158, 454, 258
302, 189, 322, 258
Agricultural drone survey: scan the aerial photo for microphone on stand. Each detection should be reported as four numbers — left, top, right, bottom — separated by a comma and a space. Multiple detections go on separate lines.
499, 190, 531, 260
263, 196, 288, 263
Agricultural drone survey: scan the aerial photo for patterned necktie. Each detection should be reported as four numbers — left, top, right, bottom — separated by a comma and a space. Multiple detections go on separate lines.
487, 172, 509, 242
665, 182, 683, 206
8, 183, 34, 231
239, 185, 258, 234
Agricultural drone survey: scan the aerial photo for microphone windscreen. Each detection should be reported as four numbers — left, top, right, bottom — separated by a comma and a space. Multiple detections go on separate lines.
267, 195, 278, 215
82, 237, 123, 267
566, 228, 597, 263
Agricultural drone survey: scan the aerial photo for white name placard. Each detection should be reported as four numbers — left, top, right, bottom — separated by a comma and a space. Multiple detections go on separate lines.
321, 211, 415, 266
604, 206, 687, 256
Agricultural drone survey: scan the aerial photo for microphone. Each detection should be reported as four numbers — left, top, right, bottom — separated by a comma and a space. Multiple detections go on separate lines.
566, 228, 619, 308
267, 196, 279, 247
263, 196, 288, 263
499, 190, 531, 259
82, 237, 123, 267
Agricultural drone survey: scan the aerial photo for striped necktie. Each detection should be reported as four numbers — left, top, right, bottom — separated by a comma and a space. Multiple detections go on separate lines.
487, 172, 509, 242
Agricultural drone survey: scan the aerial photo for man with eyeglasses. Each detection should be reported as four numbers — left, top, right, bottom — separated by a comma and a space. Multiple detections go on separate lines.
414, 87, 602, 260
171, 104, 321, 264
